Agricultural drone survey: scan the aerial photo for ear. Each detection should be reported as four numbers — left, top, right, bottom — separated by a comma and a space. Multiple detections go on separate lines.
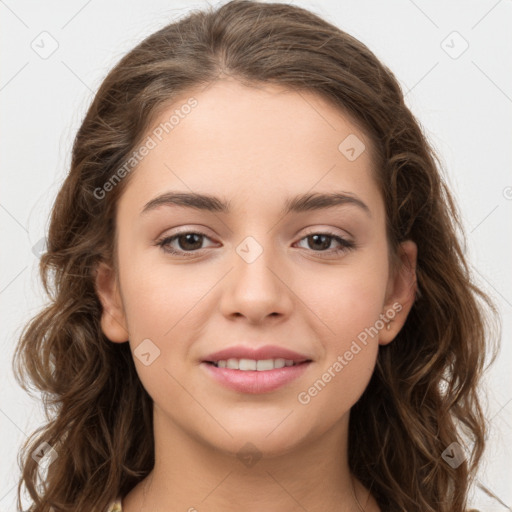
379, 240, 417, 345
94, 261, 129, 343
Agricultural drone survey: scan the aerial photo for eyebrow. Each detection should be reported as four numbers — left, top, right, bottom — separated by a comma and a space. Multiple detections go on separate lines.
141, 191, 371, 217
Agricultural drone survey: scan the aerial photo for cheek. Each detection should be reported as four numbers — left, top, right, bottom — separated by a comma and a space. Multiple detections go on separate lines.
118, 261, 209, 401
119, 252, 211, 340
294, 254, 388, 407
302, 258, 389, 345
295, 270, 385, 415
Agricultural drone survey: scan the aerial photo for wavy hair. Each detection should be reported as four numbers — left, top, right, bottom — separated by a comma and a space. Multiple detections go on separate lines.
12, 1, 499, 510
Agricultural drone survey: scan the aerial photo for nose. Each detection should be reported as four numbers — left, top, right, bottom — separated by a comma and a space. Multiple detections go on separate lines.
218, 236, 294, 325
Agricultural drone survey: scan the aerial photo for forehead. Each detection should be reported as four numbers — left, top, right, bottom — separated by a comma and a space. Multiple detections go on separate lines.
117, 78, 382, 217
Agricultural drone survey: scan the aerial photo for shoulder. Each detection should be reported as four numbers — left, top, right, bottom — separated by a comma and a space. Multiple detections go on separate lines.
106, 496, 123, 511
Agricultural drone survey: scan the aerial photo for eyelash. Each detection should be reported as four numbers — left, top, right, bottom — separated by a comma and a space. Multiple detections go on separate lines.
155, 229, 356, 258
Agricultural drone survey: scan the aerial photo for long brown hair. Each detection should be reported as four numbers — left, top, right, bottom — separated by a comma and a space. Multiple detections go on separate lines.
12, 1, 499, 510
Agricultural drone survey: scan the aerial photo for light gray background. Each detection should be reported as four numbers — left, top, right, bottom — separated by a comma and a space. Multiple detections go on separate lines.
1, 0, 511, 510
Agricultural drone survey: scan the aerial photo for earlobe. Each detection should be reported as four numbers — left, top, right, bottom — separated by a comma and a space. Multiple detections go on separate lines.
379, 240, 418, 345
94, 261, 129, 343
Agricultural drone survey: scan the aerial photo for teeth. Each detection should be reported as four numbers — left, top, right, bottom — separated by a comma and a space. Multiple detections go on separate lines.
213, 358, 299, 370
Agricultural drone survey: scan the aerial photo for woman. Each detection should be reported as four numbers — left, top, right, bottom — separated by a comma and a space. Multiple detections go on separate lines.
13, 1, 498, 511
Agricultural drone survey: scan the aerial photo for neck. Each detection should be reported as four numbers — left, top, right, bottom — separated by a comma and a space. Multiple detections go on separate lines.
123, 405, 378, 512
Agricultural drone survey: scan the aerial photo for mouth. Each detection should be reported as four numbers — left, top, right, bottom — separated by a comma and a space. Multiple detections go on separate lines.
200, 359, 313, 394
204, 358, 311, 370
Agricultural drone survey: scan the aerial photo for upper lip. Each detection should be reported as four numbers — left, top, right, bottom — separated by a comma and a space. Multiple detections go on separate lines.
203, 345, 312, 363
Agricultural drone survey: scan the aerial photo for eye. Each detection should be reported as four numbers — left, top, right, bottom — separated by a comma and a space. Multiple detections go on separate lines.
156, 231, 217, 257
295, 231, 356, 257
155, 229, 356, 258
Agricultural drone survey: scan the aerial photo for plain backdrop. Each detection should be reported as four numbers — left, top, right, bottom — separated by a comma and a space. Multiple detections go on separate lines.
1, 1, 511, 510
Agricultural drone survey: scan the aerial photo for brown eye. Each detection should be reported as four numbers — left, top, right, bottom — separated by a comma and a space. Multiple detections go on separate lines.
157, 231, 215, 256
295, 231, 355, 256
173, 233, 204, 251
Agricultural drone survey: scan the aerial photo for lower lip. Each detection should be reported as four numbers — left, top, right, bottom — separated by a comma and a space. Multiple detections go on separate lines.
200, 361, 312, 394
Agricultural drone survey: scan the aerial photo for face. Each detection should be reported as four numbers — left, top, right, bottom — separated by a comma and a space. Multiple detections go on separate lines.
96, 78, 417, 457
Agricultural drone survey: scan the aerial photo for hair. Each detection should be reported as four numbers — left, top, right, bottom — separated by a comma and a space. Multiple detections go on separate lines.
12, 1, 500, 511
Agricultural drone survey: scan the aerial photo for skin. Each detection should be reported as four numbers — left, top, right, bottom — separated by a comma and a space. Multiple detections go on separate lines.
95, 78, 417, 512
